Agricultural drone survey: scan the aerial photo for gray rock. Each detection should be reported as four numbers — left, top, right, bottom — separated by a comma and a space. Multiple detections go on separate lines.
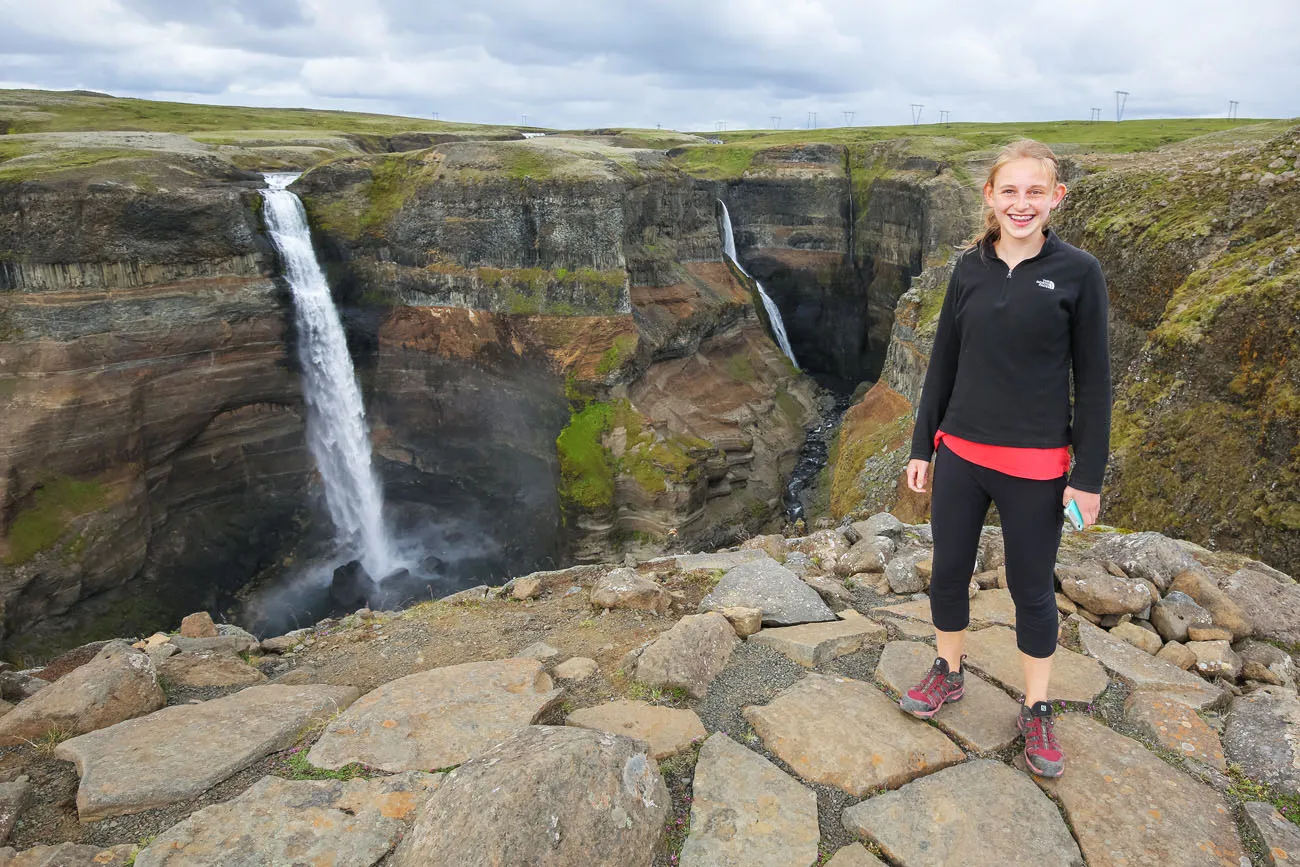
824, 844, 887, 867
1169, 569, 1252, 640
55, 684, 359, 820
1109, 621, 1163, 655
1073, 617, 1225, 709
1149, 590, 1213, 642
699, 558, 836, 626
1088, 531, 1201, 591
851, 512, 905, 540
0, 642, 164, 747
156, 651, 266, 688
1155, 639, 1197, 670
1187, 640, 1242, 680
632, 612, 737, 699
978, 527, 1005, 571
0, 672, 48, 703
1056, 561, 1152, 616
309, 659, 561, 772
390, 726, 667, 867
1223, 686, 1300, 795
0, 843, 136, 866
1242, 801, 1300, 867
260, 628, 311, 654
885, 547, 929, 594
180, 611, 218, 638
1220, 568, 1300, 646
1236, 640, 1295, 686
0, 780, 31, 845
565, 700, 706, 759
838, 536, 895, 575
679, 733, 818, 867
788, 529, 850, 574
517, 641, 561, 662
781, 551, 814, 577
748, 611, 887, 668
438, 584, 490, 604
671, 550, 768, 573
170, 634, 258, 655
842, 759, 1083, 867
135, 772, 442, 867
590, 568, 670, 615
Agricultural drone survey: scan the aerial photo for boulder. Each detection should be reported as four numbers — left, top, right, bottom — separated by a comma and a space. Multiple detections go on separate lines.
787, 530, 850, 573
1073, 617, 1224, 709
977, 528, 1005, 571
802, 572, 855, 606
389, 727, 667, 867
1168, 569, 1251, 640
748, 611, 886, 668
739, 533, 786, 562
0, 672, 48, 703
1088, 531, 1200, 592
1223, 685, 1300, 795
1187, 640, 1242, 680
517, 641, 561, 662
743, 673, 964, 795
156, 651, 267, 689
565, 700, 706, 759
308, 658, 561, 773
1155, 640, 1197, 670
438, 584, 491, 604
511, 576, 543, 600
630, 612, 737, 699
1242, 802, 1300, 867
330, 561, 376, 609
679, 733, 818, 867
670, 550, 768, 573
842, 759, 1083, 867
0, 780, 31, 844
699, 558, 836, 626
590, 568, 670, 615
553, 657, 598, 680
1056, 561, 1152, 616
1187, 626, 1234, 642
718, 606, 762, 637
135, 772, 441, 867
31, 641, 110, 682
1220, 567, 1300, 646
850, 512, 905, 540
1149, 590, 1213, 642
1028, 714, 1244, 866
260, 628, 311, 654
884, 548, 930, 594
0, 642, 164, 747
55, 684, 359, 820
838, 536, 895, 576
1109, 621, 1162, 655
0, 843, 136, 866
179, 611, 219, 638
1236, 640, 1295, 686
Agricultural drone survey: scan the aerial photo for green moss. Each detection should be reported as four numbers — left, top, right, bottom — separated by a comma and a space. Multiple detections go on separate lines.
556, 401, 616, 510
595, 334, 637, 376
724, 352, 757, 383
499, 146, 557, 180
3, 475, 112, 566
274, 747, 372, 781
0, 147, 149, 182
775, 388, 803, 423
670, 144, 763, 179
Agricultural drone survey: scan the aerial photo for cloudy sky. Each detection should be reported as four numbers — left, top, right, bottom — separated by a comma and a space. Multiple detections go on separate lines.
2, 0, 1297, 131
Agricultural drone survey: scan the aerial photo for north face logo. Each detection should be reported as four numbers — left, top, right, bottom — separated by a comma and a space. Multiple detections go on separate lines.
1036, 278, 1056, 290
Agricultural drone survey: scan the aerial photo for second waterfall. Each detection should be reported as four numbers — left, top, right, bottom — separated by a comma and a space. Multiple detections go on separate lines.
262, 173, 399, 580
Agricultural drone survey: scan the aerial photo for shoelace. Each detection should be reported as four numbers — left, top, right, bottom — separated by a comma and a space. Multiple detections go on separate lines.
1023, 714, 1060, 753
916, 667, 952, 706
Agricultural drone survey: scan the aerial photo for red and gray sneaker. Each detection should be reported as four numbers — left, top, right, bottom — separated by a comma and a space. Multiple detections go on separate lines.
1018, 701, 1065, 778
898, 655, 966, 719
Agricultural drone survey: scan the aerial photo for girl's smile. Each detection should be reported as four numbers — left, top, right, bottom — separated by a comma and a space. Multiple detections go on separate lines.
984, 157, 1067, 245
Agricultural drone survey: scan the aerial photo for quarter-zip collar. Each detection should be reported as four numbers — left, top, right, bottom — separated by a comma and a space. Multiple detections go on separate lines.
983, 228, 1062, 274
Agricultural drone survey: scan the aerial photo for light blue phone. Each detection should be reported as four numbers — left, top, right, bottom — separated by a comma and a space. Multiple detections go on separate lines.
1064, 499, 1085, 531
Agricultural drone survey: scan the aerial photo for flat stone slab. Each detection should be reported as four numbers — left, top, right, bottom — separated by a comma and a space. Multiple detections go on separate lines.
871, 598, 933, 623
748, 611, 886, 668
0, 843, 136, 866
871, 589, 1016, 629
743, 673, 963, 796
1243, 801, 1300, 867
875, 641, 1021, 752
1073, 617, 1224, 709
135, 772, 441, 867
673, 549, 769, 572
1124, 692, 1226, 771
1223, 685, 1300, 796
565, 700, 706, 759
156, 651, 267, 688
824, 844, 887, 867
54, 684, 359, 820
390, 726, 667, 867
843, 759, 1083, 867
1030, 714, 1244, 867
963, 626, 1109, 703
680, 733, 818, 867
308, 658, 561, 773
699, 557, 836, 626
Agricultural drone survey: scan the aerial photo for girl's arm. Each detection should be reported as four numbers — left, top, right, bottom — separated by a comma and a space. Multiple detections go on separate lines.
1067, 258, 1112, 494
908, 266, 962, 464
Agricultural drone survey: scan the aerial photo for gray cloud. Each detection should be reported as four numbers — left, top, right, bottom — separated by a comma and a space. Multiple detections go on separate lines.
1, 0, 1296, 130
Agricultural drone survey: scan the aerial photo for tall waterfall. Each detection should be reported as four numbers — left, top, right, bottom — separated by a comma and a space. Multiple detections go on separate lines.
262, 173, 397, 579
718, 201, 798, 366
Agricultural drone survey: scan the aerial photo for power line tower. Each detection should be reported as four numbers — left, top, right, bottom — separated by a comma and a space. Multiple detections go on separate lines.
1089, 107, 1101, 123
807, 111, 817, 129
521, 114, 527, 127
1228, 100, 1239, 120
938, 110, 950, 127
910, 103, 924, 126
842, 110, 855, 126
1114, 91, 1129, 122
771, 115, 781, 129
432, 111, 439, 121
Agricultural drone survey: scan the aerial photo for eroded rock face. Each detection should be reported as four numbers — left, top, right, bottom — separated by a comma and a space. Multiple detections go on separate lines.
0, 158, 312, 659
390, 726, 668, 867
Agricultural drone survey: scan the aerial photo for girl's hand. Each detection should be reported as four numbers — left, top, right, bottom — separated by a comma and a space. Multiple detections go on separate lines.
907, 459, 931, 493
1064, 486, 1101, 527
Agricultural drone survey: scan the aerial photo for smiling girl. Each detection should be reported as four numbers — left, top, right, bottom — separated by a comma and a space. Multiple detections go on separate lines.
896, 139, 1112, 778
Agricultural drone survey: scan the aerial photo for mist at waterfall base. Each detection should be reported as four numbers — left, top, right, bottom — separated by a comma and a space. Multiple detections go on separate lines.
238, 174, 509, 638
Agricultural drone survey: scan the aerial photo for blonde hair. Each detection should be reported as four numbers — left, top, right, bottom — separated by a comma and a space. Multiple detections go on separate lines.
970, 139, 1062, 251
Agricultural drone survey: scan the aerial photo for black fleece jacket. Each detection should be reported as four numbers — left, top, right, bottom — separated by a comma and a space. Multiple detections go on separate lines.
908, 229, 1112, 493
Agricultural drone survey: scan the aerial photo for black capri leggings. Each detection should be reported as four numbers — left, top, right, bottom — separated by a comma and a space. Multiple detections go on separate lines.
929, 440, 1068, 658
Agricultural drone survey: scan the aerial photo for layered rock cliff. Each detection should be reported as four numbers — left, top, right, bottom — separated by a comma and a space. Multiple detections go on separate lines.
0, 152, 312, 660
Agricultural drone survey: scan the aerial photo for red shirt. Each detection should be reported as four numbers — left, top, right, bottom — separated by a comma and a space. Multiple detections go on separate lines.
935, 429, 1070, 480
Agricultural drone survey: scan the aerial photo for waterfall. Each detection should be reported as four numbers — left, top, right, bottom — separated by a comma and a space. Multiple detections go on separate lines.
717, 201, 798, 366
262, 173, 398, 580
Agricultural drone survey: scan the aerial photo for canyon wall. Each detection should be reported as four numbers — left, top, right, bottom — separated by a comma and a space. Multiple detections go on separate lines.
0, 153, 313, 660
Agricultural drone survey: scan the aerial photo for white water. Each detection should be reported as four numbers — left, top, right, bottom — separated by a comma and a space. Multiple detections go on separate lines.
262, 173, 398, 579
718, 201, 798, 366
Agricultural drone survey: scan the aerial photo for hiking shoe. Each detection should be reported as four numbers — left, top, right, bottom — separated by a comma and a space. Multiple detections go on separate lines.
1018, 701, 1065, 778
899, 656, 965, 719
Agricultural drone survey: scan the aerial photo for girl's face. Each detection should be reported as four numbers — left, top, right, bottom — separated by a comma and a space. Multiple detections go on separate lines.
983, 158, 1067, 242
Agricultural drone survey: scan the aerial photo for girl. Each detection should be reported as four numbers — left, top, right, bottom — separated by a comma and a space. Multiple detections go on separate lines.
896, 139, 1111, 779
